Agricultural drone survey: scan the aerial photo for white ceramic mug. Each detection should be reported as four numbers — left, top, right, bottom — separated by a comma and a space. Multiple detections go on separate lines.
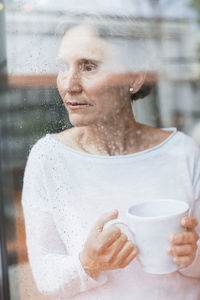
104, 199, 189, 274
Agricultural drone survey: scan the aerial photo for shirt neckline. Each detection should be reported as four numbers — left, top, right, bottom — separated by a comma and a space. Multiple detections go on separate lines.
47, 127, 177, 160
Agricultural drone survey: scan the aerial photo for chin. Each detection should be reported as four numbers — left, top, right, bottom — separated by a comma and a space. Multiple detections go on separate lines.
69, 112, 112, 127
69, 115, 95, 127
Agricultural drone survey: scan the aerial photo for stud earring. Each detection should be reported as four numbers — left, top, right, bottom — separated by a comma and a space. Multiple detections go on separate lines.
129, 87, 134, 93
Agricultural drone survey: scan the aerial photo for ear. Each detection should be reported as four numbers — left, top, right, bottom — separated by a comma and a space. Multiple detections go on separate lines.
131, 72, 146, 93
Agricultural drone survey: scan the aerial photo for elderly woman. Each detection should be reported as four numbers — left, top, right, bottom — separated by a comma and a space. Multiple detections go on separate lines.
22, 24, 200, 300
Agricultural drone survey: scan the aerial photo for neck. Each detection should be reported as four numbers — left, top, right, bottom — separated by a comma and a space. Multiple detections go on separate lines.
76, 102, 141, 156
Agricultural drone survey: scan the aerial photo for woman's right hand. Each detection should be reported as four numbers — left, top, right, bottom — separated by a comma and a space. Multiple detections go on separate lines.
79, 210, 138, 278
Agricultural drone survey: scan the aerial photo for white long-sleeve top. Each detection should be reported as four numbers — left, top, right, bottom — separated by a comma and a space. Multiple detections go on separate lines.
22, 128, 200, 300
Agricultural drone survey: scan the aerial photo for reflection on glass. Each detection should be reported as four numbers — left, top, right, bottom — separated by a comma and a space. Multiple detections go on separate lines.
0, 1, 199, 300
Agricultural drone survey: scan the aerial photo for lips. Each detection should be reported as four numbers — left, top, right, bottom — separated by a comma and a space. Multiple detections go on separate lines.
67, 102, 90, 106
66, 101, 93, 110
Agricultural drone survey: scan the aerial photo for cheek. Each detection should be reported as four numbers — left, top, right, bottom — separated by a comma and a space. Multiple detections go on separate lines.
83, 73, 130, 96
84, 80, 128, 110
81, 75, 107, 97
57, 75, 65, 99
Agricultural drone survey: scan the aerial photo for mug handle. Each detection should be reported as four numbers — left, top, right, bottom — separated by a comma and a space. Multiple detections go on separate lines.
103, 218, 136, 243
178, 264, 186, 271
105, 218, 188, 273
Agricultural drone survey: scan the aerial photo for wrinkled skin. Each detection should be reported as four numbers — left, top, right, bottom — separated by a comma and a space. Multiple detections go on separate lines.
79, 210, 138, 278
79, 211, 198, 278
56, 25, 199, 278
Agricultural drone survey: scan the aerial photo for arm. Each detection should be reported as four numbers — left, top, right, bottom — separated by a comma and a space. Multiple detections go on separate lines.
21, 143, 107, 298
22, 205, 107, 298
173, 147, 200, 278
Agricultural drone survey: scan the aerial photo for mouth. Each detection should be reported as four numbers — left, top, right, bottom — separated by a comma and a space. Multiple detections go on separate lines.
66, 101, 93, 110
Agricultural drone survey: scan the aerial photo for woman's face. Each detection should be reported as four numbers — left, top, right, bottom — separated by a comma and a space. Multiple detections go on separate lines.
56, 26, 140, 127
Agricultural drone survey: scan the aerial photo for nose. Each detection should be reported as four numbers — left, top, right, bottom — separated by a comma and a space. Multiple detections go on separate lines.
65, 67, 82, 94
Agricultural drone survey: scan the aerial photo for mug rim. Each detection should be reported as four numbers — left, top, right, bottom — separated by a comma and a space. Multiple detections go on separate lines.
127, 199, 189, 221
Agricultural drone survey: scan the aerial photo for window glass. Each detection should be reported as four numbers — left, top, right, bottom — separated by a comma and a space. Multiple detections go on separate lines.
0, 1, 200, 299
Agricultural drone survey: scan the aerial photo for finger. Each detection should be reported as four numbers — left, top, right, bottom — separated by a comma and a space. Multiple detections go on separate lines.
168, 244, 197, 256
107, 234, 129, 261
99, 226, 122, 248
181, 217, 198, 229
115, 241, 137, 267
90, 210, 119, 234
173, 255, 195, 266
169, 231, 199, 245
118, 245, 138, 268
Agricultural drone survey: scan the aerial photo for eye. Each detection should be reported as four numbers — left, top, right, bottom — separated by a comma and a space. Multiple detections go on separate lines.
81, 60, 98, 72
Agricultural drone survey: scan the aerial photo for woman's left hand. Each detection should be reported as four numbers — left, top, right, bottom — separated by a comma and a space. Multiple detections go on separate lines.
168, 216, 199, 267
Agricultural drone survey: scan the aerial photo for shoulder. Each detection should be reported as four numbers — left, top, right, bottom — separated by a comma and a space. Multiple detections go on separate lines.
26, 128, 78, 166
142, 124, 200, 160
26, 133, 57, 168
138, 125, 174, 149
28, 128, 76, 156
175, 130, 200, 156
28, 135, 50, 159
147, 125, 200, 156
165, 130, 200, 171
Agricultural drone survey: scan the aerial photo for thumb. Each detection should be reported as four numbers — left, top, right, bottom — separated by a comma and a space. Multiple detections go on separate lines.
90, 209, 119, 234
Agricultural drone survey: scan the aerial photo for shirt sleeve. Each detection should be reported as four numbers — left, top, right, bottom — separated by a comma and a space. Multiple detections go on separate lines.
21, 142, 108, 298
179, 146, 200, 278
